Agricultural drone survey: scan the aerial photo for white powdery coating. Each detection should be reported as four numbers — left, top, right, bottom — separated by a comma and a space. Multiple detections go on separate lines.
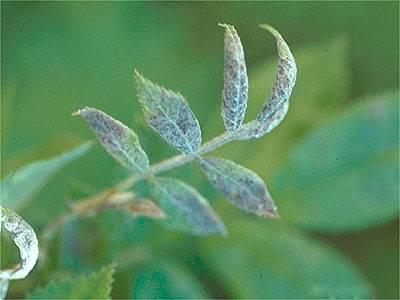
135, 71, 202, 154
0, 207, 39, 281
199, 156, 278, 217
0, 278, 9, 300
152, 178, 226, 235
237, 25, 296, 140
75, 107, 149, 173
220, 23, 248, 133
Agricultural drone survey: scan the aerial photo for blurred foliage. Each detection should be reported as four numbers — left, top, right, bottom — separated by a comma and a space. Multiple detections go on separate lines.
1, 2, 398, 299
1, 142, 92, 210
27, 264, 115, 299
273, 92, 398, 231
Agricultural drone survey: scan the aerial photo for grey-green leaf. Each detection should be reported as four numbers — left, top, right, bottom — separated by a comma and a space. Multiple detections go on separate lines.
74, 107, 149, 173
272, 92, 399, 232
198, 157, 278, 217
135, 71, 201, 154
219, 23, 248, 133
150, 177, 226, 236
237, 24, 297, 139
1, 142, 92, 210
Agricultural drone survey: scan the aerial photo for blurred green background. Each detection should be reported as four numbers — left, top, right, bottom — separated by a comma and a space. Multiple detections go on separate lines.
1, 2, 399, 299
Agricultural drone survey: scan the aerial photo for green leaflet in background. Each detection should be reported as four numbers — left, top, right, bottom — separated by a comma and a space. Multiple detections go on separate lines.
132, 258, 209, 299
26, 264, 115, 299
272, 91, 399, 232
1, 142, 92, 210
200, 220, 372, 299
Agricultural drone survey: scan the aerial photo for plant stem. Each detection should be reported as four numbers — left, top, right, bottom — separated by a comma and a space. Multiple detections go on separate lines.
38, 131, 235, 251
116, 131, 235, 191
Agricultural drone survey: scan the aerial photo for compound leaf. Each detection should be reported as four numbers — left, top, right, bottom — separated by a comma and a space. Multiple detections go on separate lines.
74, 107, 149, 173
1, 142, 92, 210
219, 23, 248, 133
135, 71, 201, 154
237, 24, 297, 139
150, 178, 226, 236
198, 157, 278, 217
272, 92, 399, 231
27, 264, 115, 299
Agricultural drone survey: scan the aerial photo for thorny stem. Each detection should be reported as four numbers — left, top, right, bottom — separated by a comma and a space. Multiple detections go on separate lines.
39, 131, 236, 258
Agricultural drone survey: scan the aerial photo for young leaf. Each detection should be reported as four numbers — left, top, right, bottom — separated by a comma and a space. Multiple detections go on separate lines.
219, 23, 248, 133
198, 157, 278, 217
202, 36, 349, 179
1, 142, 92, 210
27, 264, 116, 299
271, 92, 399, 232
135, 71, 202, 154
237, 24, 297, 139
0, 207, 38, 283
73, 107, 149, 173
150, 177, 226, 236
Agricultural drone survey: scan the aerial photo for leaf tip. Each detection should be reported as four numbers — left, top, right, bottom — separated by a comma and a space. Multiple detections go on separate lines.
133, 68, 141, 79
134, 69, 146, 86
259, 23, 281, 39
259, 206, 280, 219
71, 106, 92, 117
218, 22, 229, 29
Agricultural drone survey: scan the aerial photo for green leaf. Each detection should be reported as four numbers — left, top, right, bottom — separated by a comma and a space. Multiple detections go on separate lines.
132, 258, 209, 299
135, 71, 202, 154
271, 92, 399, 231
198, 156, 278, 217
74, 107, 149, 173
200, 220, 372, 298
219, 23, 248, 133
237, 24, 297, 140
27, 264, 116, 299
1, 142, 92, 210
150, 177, 226, 236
